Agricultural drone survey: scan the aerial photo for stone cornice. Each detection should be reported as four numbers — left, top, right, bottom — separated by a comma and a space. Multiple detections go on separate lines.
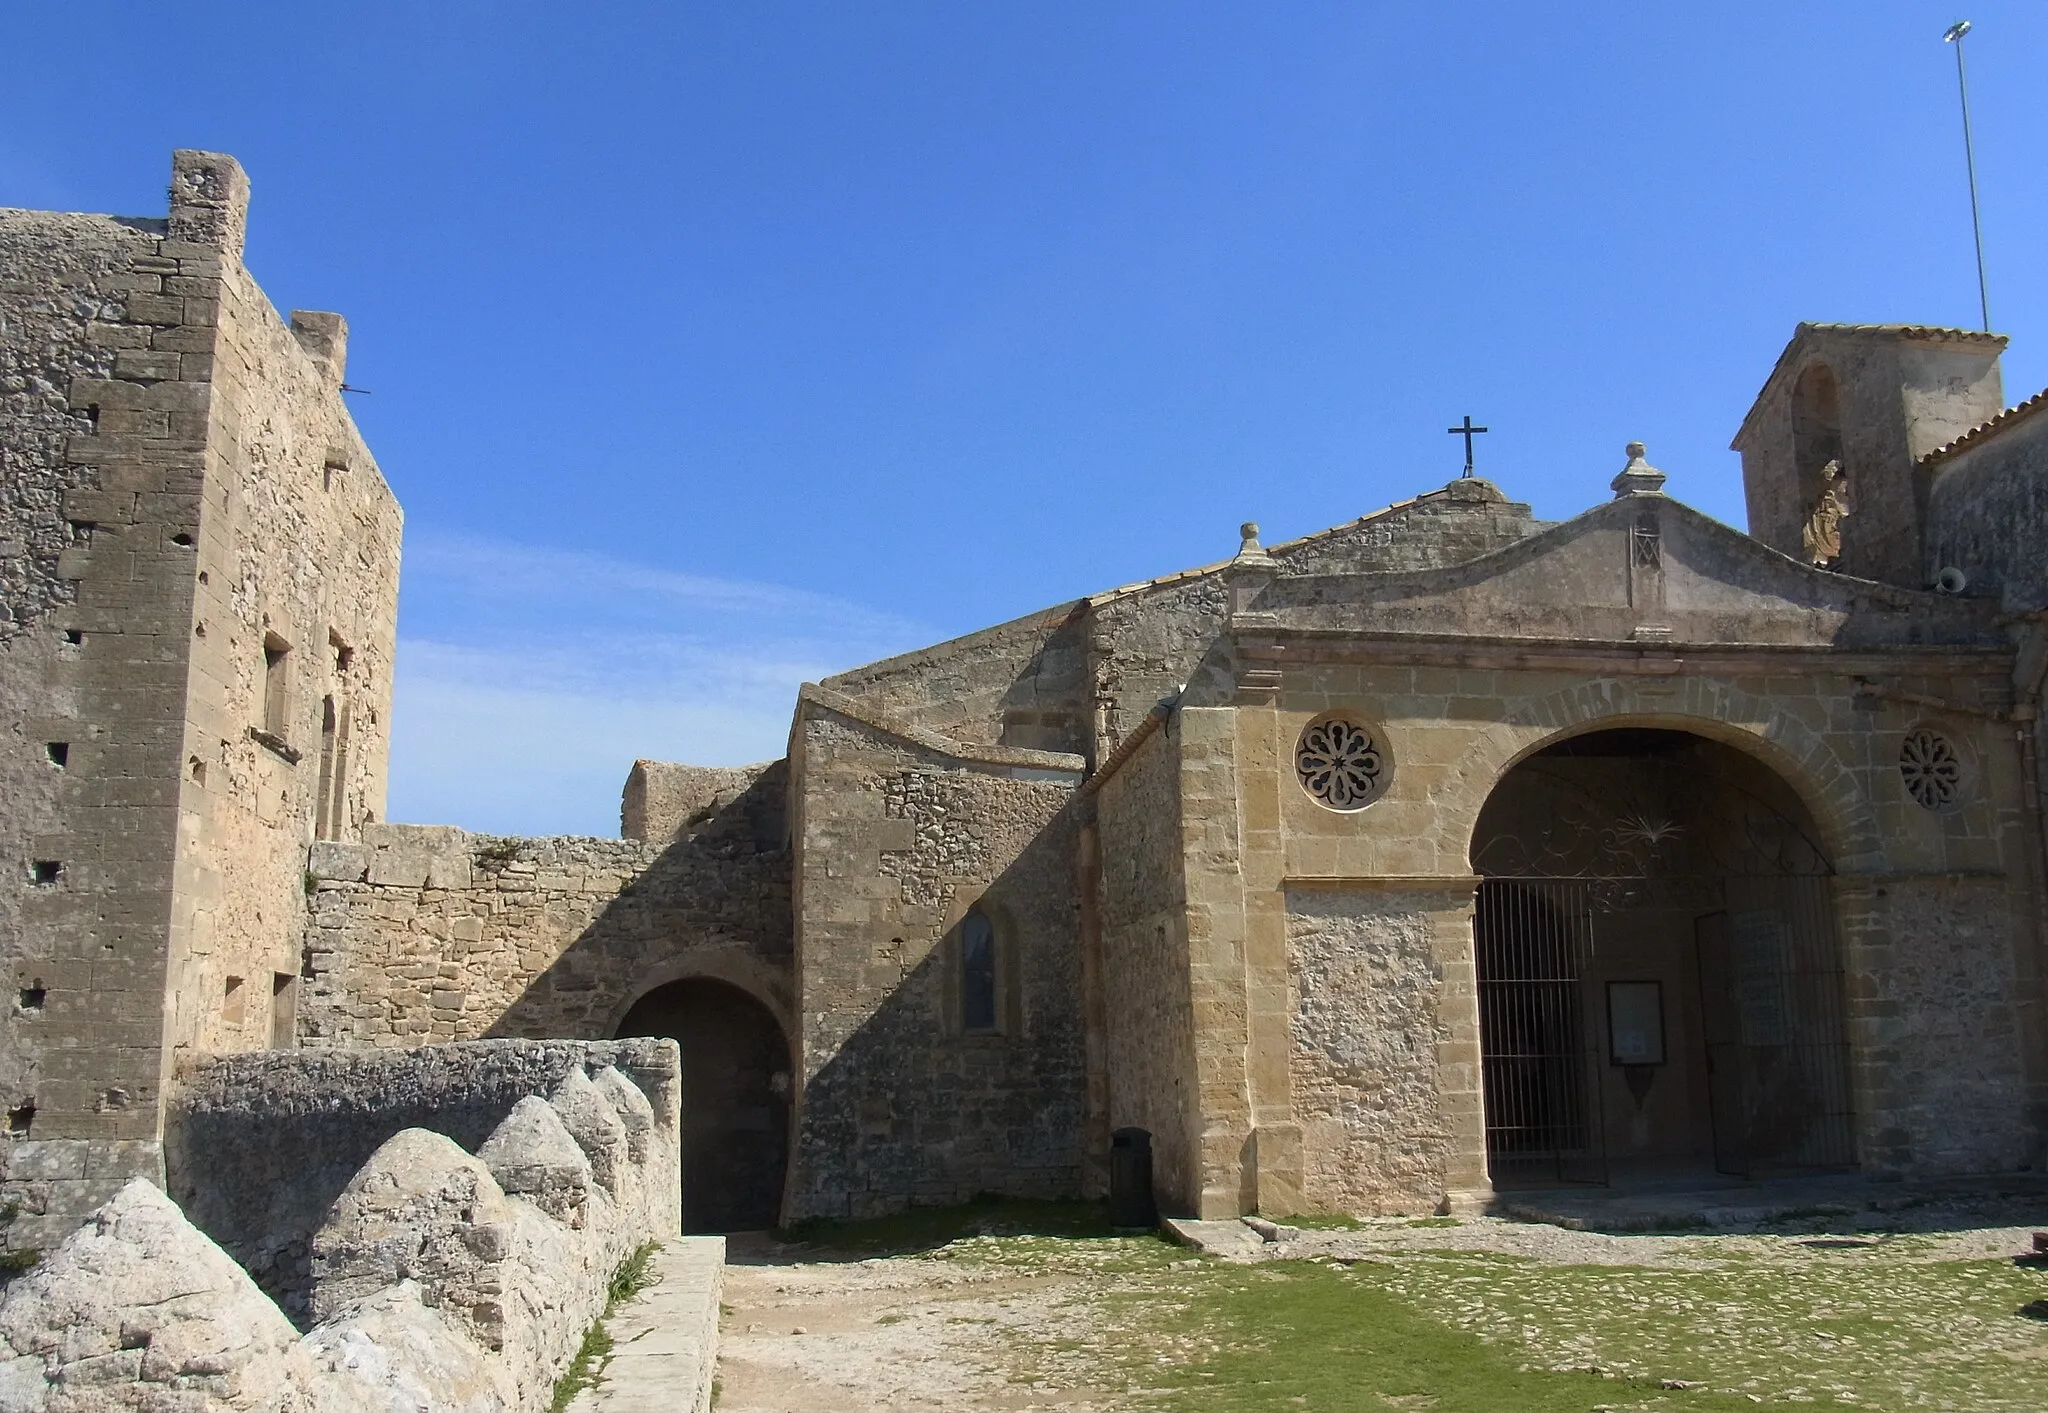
1231, 626, 2013, 680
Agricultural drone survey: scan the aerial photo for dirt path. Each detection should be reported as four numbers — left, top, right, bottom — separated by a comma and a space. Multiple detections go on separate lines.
714, 1235, 1132, 1411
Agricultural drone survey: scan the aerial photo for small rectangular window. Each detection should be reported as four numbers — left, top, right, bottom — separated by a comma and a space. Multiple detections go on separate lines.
262, 633, 291, 738
270, 972, 298, 1049
45, 742, 68, 768
223, 975, 245, 1026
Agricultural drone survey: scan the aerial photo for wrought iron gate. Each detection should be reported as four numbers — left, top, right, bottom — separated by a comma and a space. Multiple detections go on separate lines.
1696, 876, 1857, 1177
1476, 875, 1855, 1188
1476, 880, 1606, 1186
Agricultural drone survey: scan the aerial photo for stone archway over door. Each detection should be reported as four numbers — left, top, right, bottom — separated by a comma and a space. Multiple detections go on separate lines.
1471, 727, 1857, 1188
618, 978, 792, 1231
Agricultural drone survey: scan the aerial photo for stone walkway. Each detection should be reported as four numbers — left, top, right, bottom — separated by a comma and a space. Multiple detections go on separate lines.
568, 1236, 725, 1413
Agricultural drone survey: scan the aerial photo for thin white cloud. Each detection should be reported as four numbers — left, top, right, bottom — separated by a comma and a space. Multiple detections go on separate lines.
385, 534, 929, 836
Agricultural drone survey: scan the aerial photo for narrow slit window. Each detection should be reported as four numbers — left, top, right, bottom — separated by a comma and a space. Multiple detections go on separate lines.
961, 910, 997, 1034
262, 633, 291, 739
314, 695, 339, 839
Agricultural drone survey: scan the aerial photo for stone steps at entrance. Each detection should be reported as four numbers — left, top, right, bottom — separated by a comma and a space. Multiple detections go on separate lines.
570, 1236, 725, 1413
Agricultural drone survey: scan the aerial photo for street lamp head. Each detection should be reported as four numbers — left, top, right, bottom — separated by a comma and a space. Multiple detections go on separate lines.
1944, 20, 1972, 43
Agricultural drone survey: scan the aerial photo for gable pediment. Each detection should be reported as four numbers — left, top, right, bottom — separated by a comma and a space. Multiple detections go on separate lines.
1245, 494, 2002, 652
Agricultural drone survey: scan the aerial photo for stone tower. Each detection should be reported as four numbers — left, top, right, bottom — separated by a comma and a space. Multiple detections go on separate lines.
0, 151, 401, 1249
1731, 323, 2005, 586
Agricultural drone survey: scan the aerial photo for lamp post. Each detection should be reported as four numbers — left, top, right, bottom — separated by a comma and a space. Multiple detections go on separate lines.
1943, 20, 1990, 333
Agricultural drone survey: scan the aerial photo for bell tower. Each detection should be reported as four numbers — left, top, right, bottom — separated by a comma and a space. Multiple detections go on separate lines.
1731, 324, 2005, 586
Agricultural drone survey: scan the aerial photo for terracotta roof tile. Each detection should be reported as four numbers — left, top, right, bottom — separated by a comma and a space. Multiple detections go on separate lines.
1799, 322, 2007, 343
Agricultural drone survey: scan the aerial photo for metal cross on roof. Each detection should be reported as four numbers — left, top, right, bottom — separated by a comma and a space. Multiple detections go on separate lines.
1448, 415, 1489, 477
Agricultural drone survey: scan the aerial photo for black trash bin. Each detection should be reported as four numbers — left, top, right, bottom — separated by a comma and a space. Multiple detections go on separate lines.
1108, 1126, 1158, 1230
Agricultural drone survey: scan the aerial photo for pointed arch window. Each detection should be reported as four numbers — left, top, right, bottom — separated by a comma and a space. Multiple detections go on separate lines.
961, 909, 998, 1034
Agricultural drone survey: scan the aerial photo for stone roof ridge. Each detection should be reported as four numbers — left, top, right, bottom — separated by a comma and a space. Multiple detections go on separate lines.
819, 600, 1084, 692
1085, 479, 1505, 608
1919, 384, 2048, 470
797, 682, 1086, 775
1267, 491, 1950, 614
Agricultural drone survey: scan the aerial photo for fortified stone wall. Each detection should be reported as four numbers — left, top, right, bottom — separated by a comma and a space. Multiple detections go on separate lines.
0, 202, 175, 1252
165, 1036, 679, 1317
788, 687, 1086, 1220
1089, 714, 1200, 1214
1, 1038, 680, 1412
0, 150, 399, 1256
169, 179, 401, 1071
300, 810, 791, 1050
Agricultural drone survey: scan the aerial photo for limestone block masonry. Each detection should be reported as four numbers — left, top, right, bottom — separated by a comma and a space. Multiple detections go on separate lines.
0, 149, 400, 1253
299, 815, 791, 1049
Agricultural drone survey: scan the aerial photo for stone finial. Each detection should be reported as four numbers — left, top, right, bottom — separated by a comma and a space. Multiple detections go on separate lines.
1611, 441, 1667, 498
1233, 521, 1276, 568
168, 150, 250, 259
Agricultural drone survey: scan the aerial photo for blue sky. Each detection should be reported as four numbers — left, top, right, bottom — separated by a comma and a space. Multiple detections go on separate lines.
5, 3, 2043, 835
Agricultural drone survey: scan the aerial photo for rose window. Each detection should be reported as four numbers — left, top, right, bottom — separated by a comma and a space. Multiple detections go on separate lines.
1295, 717, 1388, 811
1899, 728, 1963, 812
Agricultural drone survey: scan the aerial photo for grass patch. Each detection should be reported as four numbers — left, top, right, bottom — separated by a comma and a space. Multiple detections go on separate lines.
1371, 1250, 2048, 1410
548, 1241, 661, 1413
1108, 1260, 1813, 1411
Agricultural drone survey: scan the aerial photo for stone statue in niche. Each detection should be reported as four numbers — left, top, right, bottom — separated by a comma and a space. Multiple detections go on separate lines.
1801, 459, 1850, 568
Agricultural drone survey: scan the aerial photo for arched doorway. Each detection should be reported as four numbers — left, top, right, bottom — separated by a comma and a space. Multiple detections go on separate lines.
617, 978, 792, 1231
1471, 727, 1856, 1188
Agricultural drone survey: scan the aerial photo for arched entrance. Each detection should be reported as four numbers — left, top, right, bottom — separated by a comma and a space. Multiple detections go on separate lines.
1471, 727, 1856, 1188
617, 978, 792, 1231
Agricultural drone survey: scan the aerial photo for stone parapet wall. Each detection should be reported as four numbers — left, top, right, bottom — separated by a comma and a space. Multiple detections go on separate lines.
0, 1038, 683, 1412
165, 1036, 680, 1319
622, 758, 783, 844
300, 815, 792, 1049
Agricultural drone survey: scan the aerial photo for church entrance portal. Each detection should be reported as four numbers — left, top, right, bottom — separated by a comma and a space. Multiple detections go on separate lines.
617, 978, 792, 1231
1471, 729, 1857, 1188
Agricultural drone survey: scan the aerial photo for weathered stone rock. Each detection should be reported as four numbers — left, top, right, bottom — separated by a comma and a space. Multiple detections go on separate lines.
309, 1129, 516, 1353
476, 1099, 591, 1229
0, 1179, 327, 1412
303, 1282, 512, 1413
590, 1066, 655, 1167
548, 1069, 628, 1198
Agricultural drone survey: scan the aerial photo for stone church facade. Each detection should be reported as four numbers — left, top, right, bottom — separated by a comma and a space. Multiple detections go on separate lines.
2, 154, 2045, 1246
